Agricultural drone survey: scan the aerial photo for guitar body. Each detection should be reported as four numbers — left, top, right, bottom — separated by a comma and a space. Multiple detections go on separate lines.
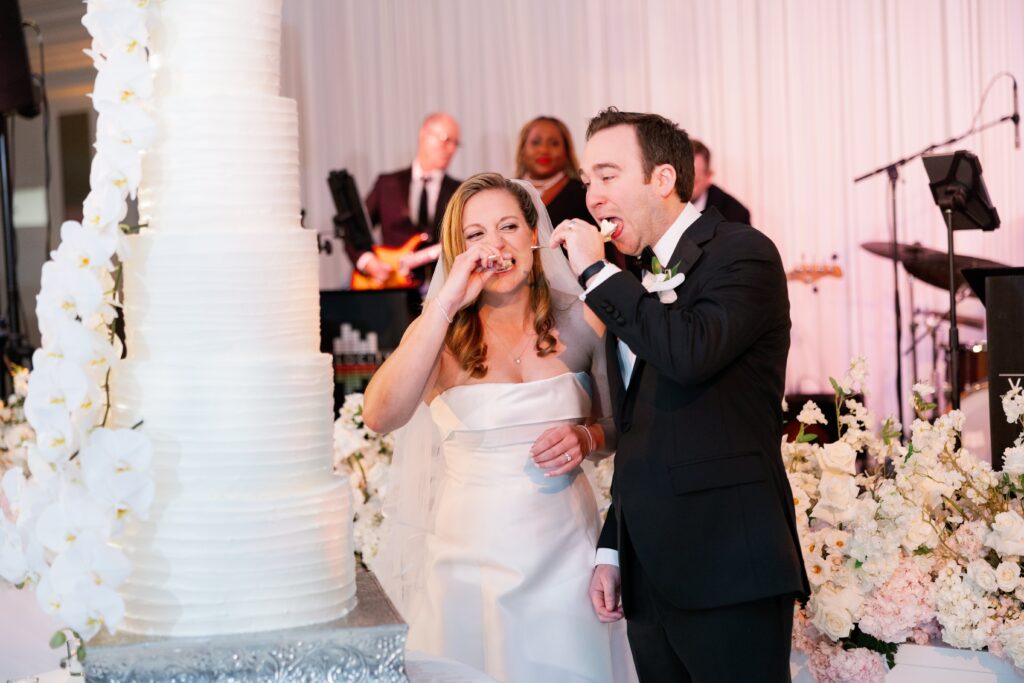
350, 233, 439, 290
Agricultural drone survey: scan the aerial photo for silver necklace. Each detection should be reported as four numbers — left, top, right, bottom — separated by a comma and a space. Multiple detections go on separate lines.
486, 325, 536, 365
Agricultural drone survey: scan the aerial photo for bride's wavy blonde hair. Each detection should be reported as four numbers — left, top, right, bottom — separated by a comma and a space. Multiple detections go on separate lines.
439, 173, 558, 378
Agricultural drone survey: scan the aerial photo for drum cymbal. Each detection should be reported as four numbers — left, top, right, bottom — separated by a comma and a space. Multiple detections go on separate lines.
861, 241, 1007, 291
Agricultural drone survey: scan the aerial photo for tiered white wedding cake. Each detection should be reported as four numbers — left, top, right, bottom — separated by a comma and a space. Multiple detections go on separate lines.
111, 0, 357, 636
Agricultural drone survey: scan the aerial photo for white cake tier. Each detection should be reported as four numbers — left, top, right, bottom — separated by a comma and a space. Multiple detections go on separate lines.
111, 354, 335, 495
117, 479, 357, 636
151, 0, 282, 98
121, 230, 320, 356
139, 96, 300, 232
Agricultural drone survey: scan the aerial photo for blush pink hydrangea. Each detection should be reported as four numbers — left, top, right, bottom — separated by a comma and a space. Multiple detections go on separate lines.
858, 559, 936, 642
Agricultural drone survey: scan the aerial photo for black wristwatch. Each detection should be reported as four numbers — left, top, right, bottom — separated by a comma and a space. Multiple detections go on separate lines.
577, 260, 607, 289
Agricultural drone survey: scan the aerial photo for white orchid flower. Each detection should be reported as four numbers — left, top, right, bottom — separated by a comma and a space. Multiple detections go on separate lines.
25, 358, 89, 425
90, 143, 142, 199
68, 536, 131, 589
91, 52, 152, 113
96, 104, 156, 151
82, 183, 126, 235
80, 428, 154, 521
52, 220, 115, 273
36, 547, 125, 639
0, 518, 30, 584
82, 6, 149, 57
71, 384, 107, 435
2, 466, 27, 513
37, 260, 106, 325
34, 320, 119, 381
35, 486, 109, 555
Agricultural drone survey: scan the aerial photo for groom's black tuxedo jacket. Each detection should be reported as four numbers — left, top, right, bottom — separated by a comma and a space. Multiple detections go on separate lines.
590, 207, 810, 610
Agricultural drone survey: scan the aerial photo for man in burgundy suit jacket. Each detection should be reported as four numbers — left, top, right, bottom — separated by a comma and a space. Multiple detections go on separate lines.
343, 113, 462, 285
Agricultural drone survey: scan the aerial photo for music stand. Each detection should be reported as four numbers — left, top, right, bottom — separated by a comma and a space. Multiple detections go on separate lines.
922, 150, 1001, 408
327, 169, 373, 245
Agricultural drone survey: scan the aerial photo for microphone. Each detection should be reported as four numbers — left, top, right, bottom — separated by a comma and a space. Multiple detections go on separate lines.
1014, 77, 1020, 149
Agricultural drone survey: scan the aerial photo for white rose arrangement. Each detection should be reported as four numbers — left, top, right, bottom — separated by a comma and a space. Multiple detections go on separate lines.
787, 358, 1024, 682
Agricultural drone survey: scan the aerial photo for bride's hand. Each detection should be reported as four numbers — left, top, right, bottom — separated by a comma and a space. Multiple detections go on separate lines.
530, 424, 587, 477
436, 243, 510, 313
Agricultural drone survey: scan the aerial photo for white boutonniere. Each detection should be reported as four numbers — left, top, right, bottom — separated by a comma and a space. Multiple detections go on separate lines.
641, 256, 685, 303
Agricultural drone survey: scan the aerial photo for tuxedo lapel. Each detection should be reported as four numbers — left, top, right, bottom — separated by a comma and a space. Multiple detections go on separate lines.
614, 208, 724, 423
667, 206, 723, 278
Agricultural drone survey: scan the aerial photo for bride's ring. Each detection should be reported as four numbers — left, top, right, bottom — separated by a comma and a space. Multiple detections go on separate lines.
565, 453, 571, 463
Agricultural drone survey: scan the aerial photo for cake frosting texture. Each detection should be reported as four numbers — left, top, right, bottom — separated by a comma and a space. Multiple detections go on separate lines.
111, 0, 356, 636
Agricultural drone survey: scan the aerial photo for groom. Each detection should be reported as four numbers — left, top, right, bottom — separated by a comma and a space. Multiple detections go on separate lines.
551, 109, 809, 682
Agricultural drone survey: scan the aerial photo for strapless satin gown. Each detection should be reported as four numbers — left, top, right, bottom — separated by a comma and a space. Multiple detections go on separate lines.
406, 372, 629, 682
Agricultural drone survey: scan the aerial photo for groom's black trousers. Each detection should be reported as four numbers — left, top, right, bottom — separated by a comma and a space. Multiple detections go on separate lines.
621, 523, 795, 683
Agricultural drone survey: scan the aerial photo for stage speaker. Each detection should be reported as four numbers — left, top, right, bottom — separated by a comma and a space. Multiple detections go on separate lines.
0, 0, 39, 118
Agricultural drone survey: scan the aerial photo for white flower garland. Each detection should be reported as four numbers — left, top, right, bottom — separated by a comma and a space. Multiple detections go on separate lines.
0, 0, 158, 648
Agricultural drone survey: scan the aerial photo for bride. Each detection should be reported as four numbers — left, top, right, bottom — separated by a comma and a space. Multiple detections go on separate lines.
362, 173, 631, 682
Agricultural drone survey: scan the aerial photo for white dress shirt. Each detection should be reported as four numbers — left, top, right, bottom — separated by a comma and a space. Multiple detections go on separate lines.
691, 190, 708, 212
582, 203, 703, 567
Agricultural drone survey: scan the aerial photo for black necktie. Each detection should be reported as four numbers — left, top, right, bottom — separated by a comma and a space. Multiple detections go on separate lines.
417, 177, 430, 230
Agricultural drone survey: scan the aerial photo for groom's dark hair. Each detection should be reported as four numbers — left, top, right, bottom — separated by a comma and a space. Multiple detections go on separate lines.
586, 108, 694, 203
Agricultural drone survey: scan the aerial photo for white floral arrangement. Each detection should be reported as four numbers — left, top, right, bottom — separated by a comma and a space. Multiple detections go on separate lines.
332, 393, 394, 570
0, 0, 158, 666
0, 365, 35, 477
787, 358, 1024, 682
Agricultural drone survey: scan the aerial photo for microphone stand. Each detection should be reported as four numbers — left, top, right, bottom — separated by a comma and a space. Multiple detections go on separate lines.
853, 110, 1016, 434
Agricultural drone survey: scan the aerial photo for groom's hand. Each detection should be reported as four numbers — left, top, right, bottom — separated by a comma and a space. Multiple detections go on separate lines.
550, 219, 604, 275
589, 564, 624, 622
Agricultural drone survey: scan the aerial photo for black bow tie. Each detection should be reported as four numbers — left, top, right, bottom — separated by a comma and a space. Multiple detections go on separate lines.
639, 247, 656, 272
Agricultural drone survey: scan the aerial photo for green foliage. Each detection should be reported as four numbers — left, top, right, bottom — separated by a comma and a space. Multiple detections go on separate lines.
843, 626, 898, 670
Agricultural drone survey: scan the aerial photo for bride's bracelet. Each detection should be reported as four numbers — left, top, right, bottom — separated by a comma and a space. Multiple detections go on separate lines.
434, 299, 454, 324
575, 424, 595, 456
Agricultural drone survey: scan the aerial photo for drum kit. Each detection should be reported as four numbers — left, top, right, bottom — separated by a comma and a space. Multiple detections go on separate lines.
862, 241, 1007, 462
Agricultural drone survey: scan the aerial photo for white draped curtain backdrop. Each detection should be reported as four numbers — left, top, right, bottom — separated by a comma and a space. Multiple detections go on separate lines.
281, 0, 1024, 423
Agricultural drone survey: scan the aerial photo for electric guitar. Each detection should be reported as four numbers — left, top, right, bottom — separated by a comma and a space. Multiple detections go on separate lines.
350, 233, 442, 290
787, 263, 843, 285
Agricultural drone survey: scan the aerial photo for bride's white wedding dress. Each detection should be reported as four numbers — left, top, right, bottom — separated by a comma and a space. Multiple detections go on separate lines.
406, 371, 631, 683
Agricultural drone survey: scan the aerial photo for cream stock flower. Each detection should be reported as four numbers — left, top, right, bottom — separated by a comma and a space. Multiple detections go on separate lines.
1002, 381, 1024, 424
1003, 442, 1024, 477
797, 401, 827, 426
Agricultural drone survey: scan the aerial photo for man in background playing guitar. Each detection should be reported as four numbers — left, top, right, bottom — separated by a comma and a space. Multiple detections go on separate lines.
343, 113, 462, 289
